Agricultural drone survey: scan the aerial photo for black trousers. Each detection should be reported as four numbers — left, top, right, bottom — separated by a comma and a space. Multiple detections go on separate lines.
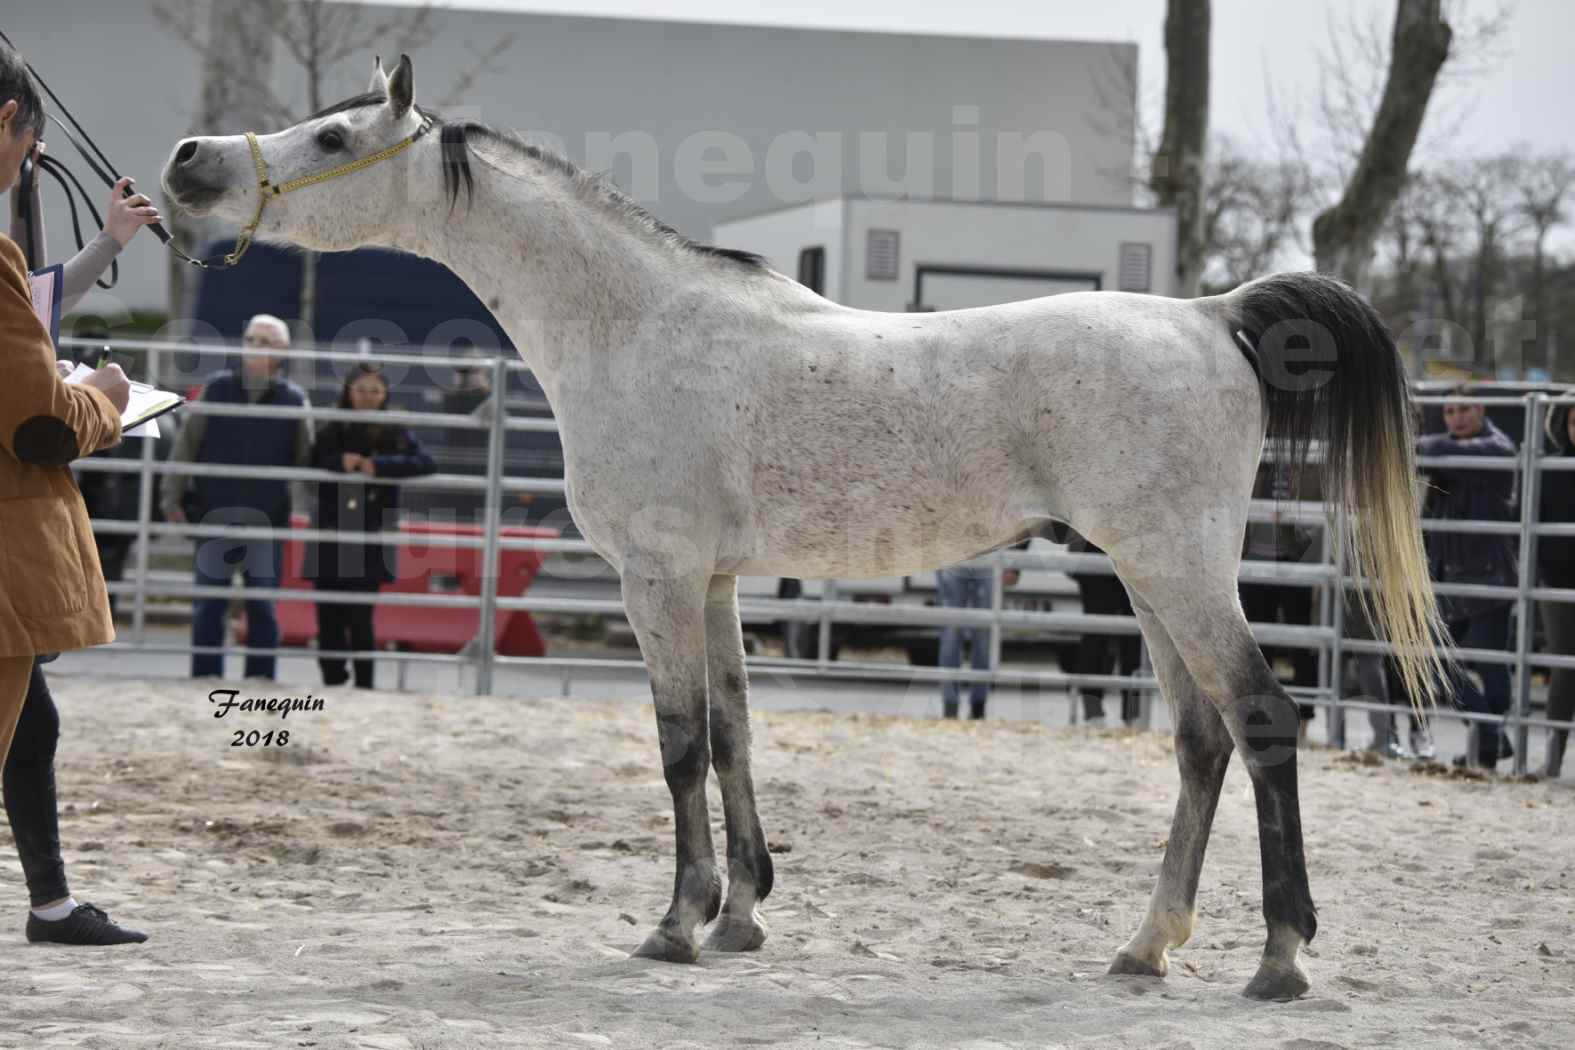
1540, 596, 1575, 748
1073, 574, 1142, 722
315, 580, 380, 689
1239, 581, 1317, 722
98, 535, 132, 617
3, 664, 70, 907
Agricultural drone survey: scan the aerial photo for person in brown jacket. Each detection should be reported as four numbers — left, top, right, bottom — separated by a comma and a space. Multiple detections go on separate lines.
1, 43, 147, 945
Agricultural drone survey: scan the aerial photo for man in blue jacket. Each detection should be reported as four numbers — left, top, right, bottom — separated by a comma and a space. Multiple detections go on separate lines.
1418, 387, 1519, 769
161, 315, 313, 679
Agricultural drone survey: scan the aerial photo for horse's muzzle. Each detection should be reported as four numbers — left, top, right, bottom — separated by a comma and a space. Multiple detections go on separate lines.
162, 139, 227, 215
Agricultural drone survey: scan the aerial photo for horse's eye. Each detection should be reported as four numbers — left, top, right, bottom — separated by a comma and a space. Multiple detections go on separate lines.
317, 128, 346, 152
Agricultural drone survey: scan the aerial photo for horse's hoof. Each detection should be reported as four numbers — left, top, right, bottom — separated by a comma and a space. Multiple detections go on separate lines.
631, 927, 700, 964
1108, 950, 1167, 978
703, 912, 768, 952
1242, 961, 1310, 1001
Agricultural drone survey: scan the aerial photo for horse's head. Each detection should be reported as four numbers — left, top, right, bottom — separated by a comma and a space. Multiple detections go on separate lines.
162, 55, 430, 253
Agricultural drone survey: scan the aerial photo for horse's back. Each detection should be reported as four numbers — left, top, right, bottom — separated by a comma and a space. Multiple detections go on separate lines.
714, 286, 1262, 578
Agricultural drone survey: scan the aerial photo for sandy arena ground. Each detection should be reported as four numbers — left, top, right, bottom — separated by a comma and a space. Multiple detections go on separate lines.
1, 673, 1572, 1049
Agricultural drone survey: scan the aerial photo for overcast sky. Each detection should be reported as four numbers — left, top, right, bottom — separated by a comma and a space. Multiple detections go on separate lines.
356, 0, 1574, 165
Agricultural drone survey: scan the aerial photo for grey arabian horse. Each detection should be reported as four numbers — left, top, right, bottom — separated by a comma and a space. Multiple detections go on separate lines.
162, 56, 1448, 1000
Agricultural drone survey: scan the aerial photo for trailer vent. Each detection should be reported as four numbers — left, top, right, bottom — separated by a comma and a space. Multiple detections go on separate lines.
1118, 242, 1152, 292
866, 229, 900, 281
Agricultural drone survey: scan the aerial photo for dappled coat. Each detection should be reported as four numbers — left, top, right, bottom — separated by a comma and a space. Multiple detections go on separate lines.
0, 234, 121, 657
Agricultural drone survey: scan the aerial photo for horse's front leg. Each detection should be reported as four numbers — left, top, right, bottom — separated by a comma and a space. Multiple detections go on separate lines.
702, 574, 773, 951
623, 570, 722, 963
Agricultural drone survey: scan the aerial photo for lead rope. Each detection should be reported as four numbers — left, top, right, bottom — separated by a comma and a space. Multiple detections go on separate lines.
0, 26, 218, 273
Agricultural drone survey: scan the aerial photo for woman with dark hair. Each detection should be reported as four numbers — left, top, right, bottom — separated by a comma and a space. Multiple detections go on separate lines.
1, 38, 148, 944
1537, 402, 1575, 778
307, 364, 435, 689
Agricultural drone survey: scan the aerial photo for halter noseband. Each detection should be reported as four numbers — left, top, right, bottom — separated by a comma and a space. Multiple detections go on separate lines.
222, 115, 435, 268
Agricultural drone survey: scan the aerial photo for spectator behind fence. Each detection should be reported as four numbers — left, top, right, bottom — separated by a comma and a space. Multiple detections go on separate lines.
1346, 590, 1437, 759
306, 363, 435, 690
1, 51, 149, 946
1418, 387, 1519, 770
1065, 530, 1140, 725
1239, 459, 1319, 735
1536, 402, 1575, 778
69, 331, 174, 617
937, 559, 993, 720
161, 315, 313, 680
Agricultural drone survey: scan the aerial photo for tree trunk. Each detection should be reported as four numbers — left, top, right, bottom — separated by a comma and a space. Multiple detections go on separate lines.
1150, 0, 1210, 298
1530, 233, 1549, 374
1312, 0, 1451, 287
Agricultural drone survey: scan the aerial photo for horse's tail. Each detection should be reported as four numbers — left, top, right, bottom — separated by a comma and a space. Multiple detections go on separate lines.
1222, 271, 1449, 711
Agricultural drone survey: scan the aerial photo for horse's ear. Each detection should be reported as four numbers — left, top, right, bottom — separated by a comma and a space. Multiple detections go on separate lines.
369, 55, 388, 96
388, 54, 415, 116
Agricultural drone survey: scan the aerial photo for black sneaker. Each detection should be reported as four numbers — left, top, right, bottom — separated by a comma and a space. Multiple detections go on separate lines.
26, 903, 148, 945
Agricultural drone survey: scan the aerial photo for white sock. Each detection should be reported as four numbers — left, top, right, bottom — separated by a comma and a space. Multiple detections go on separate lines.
31, 897, 78, 922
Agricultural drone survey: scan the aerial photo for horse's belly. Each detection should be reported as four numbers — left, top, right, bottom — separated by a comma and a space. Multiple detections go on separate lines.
728, 454, 1044, 579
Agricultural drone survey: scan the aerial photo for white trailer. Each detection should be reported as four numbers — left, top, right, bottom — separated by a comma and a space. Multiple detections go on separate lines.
712, 197, 1177, 662
712, 195, 1178, 311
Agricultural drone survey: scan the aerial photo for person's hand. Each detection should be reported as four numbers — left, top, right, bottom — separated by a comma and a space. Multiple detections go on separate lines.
82, 362, 130, 413
358, 456, 377, 477
340, 452, 365, 473
165, 505, 187, 524
104, 177, 161, 247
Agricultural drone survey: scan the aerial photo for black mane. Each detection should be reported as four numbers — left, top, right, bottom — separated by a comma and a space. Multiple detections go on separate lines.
456, 123, 765, 270
303, 94, 766, 272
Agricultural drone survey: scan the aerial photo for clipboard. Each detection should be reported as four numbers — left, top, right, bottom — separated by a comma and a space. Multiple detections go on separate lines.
123, 380, 185, 433
28, 264, 63, 346
63, 364, 186, 434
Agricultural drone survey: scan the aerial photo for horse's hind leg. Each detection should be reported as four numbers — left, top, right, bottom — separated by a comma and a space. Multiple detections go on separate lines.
1115, 562, 1316, 1000
701, 575, 773, 951
1109, 601, 1234, 980
622, 569, 722, 963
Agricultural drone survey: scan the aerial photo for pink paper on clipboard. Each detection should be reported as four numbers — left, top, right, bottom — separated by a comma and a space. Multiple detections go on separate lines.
29, 264, 63, 346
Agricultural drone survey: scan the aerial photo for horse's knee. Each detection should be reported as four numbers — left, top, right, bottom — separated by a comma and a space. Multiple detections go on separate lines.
1224, 688, 1302, 771
1174, 707, 1233, 775
655, 707, 710, 790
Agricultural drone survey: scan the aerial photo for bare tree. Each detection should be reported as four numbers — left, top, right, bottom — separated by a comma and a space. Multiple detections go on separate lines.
1149, 0, 1210, 297
160, 0, 277, 326
1514, 150, 1575, 373
1449, 155, 1526, 369
150, 0, 514, 336
1408, 170, 1464, 328
1312, 0, 1453, 286
1198, 137, 1311, 292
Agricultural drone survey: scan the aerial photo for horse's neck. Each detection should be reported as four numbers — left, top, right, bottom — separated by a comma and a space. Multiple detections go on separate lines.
391, 154, 687, 399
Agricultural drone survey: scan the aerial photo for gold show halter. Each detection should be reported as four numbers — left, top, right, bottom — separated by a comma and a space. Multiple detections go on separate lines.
221, 116, 435, 268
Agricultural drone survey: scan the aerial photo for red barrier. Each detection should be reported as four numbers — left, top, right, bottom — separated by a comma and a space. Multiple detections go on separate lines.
245, 515, 559, 657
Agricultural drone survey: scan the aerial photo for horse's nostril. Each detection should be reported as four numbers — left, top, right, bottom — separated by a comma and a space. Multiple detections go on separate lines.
175, 139, 199, 165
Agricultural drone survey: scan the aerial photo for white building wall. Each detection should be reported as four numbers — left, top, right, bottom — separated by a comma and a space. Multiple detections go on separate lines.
3, 3, 1138, 313
715, 197, 1177, 309
708, 200, 847, 297
843, 198, 1178, 311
